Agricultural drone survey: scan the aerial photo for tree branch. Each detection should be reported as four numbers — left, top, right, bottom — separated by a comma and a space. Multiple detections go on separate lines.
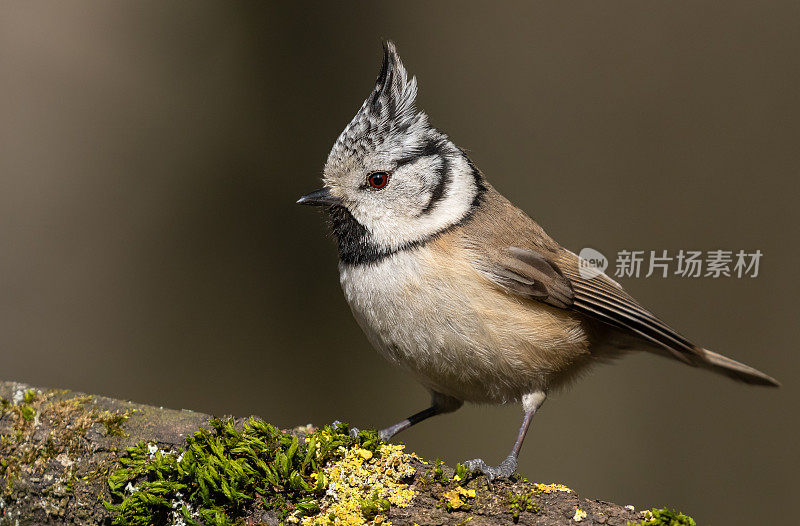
0, 381, 691, 526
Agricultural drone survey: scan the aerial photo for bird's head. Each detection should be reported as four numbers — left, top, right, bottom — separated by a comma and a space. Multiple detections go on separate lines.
298, 42, 484, 264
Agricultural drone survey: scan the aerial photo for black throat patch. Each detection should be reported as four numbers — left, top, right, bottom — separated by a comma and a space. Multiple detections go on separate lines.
326, 205, 391, 266
326, 162, 486, 267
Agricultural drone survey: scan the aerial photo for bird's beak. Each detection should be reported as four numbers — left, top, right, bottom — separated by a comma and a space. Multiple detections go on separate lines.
296, 187, 341, 207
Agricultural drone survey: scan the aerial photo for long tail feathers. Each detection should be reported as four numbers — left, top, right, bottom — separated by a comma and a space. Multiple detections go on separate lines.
697, 348, 780, 387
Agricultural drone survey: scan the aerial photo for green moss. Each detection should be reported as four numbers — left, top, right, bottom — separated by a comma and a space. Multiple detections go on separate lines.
19, 405, 35, 422
360, 490, 391, 521
433, 458, 445, 481
506, 491, 540, 522
98, 410, 130, 438
421, 459, 470, 487
0, 388, 133, 501
104, 419, 385, 525
628, 507, 696, 526
416, 457, 444, 487
22, 389, 37, 405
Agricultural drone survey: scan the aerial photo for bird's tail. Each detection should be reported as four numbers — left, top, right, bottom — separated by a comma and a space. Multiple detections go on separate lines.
697, 348, 780, 387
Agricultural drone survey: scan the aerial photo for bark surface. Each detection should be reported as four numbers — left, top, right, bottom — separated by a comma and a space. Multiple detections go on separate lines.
0, 381, 662, 526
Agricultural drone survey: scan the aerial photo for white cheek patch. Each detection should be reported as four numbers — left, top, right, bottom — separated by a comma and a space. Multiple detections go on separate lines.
396, 156, 444, 214
361, 154, 479, 251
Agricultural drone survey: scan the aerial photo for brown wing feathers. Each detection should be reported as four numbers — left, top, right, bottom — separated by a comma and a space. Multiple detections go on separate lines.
486, 246, 779, 385
491, 247, 573, 309
490, 247, 702, 364
558, 263, 700, 364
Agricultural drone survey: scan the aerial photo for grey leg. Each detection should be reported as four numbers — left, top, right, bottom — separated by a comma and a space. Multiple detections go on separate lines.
465, 391, 546, 480
379, 392, 463, 441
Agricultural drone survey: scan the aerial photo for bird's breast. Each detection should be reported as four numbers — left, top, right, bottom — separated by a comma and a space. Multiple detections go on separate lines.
337, 241, 591, 403
338, 248, 435, 365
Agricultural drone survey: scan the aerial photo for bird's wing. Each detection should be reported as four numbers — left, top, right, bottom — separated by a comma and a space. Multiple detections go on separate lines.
488, 247, 575, 309
485, 246, 700, 363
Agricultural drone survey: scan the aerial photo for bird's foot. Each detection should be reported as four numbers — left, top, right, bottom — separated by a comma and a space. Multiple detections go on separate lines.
332, 420, 361, 438
464, 454, 518, 481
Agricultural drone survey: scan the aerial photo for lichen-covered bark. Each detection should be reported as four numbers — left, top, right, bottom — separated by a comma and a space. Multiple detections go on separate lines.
0, 381, 672, 525
0, 381, 208, 525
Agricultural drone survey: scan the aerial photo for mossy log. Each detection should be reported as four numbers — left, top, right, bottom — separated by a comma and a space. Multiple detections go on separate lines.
0, 381, 689, 526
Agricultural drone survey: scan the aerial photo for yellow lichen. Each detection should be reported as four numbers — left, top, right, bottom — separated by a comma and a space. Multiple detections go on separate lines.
440, 486, 476, 512
301, 443, 416, 526
532, 482, 572, 494
573, 508, 587, 522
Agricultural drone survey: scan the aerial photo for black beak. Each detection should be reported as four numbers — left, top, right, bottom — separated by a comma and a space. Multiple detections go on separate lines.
296, 187, 341, 207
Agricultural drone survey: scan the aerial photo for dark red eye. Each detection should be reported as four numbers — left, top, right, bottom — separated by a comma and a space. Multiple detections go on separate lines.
367, 171, 390, 190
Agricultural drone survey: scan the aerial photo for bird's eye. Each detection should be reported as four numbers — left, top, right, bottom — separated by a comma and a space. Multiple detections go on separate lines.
367, 171, 390, 190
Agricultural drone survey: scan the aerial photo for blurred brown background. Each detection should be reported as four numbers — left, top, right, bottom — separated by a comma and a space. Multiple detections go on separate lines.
1, 2, 798, 524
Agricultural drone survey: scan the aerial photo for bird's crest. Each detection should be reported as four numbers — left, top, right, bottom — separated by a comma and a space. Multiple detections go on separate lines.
327, 41, 427, 164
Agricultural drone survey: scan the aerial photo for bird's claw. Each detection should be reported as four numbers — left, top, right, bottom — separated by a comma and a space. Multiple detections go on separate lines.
463, 454, 518, 481
331, 421, 361, 438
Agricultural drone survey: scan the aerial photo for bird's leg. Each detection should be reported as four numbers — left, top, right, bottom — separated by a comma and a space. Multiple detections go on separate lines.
373, 392, 463, 442
465, 391, 546, 480
378, 405, 441, 441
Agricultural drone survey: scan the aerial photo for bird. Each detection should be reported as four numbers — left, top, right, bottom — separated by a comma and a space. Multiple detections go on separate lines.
297, 41, 779, 479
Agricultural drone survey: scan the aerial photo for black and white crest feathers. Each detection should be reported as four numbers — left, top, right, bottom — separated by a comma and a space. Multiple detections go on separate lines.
328, 41, 426, 164
371, 41, 420, 129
